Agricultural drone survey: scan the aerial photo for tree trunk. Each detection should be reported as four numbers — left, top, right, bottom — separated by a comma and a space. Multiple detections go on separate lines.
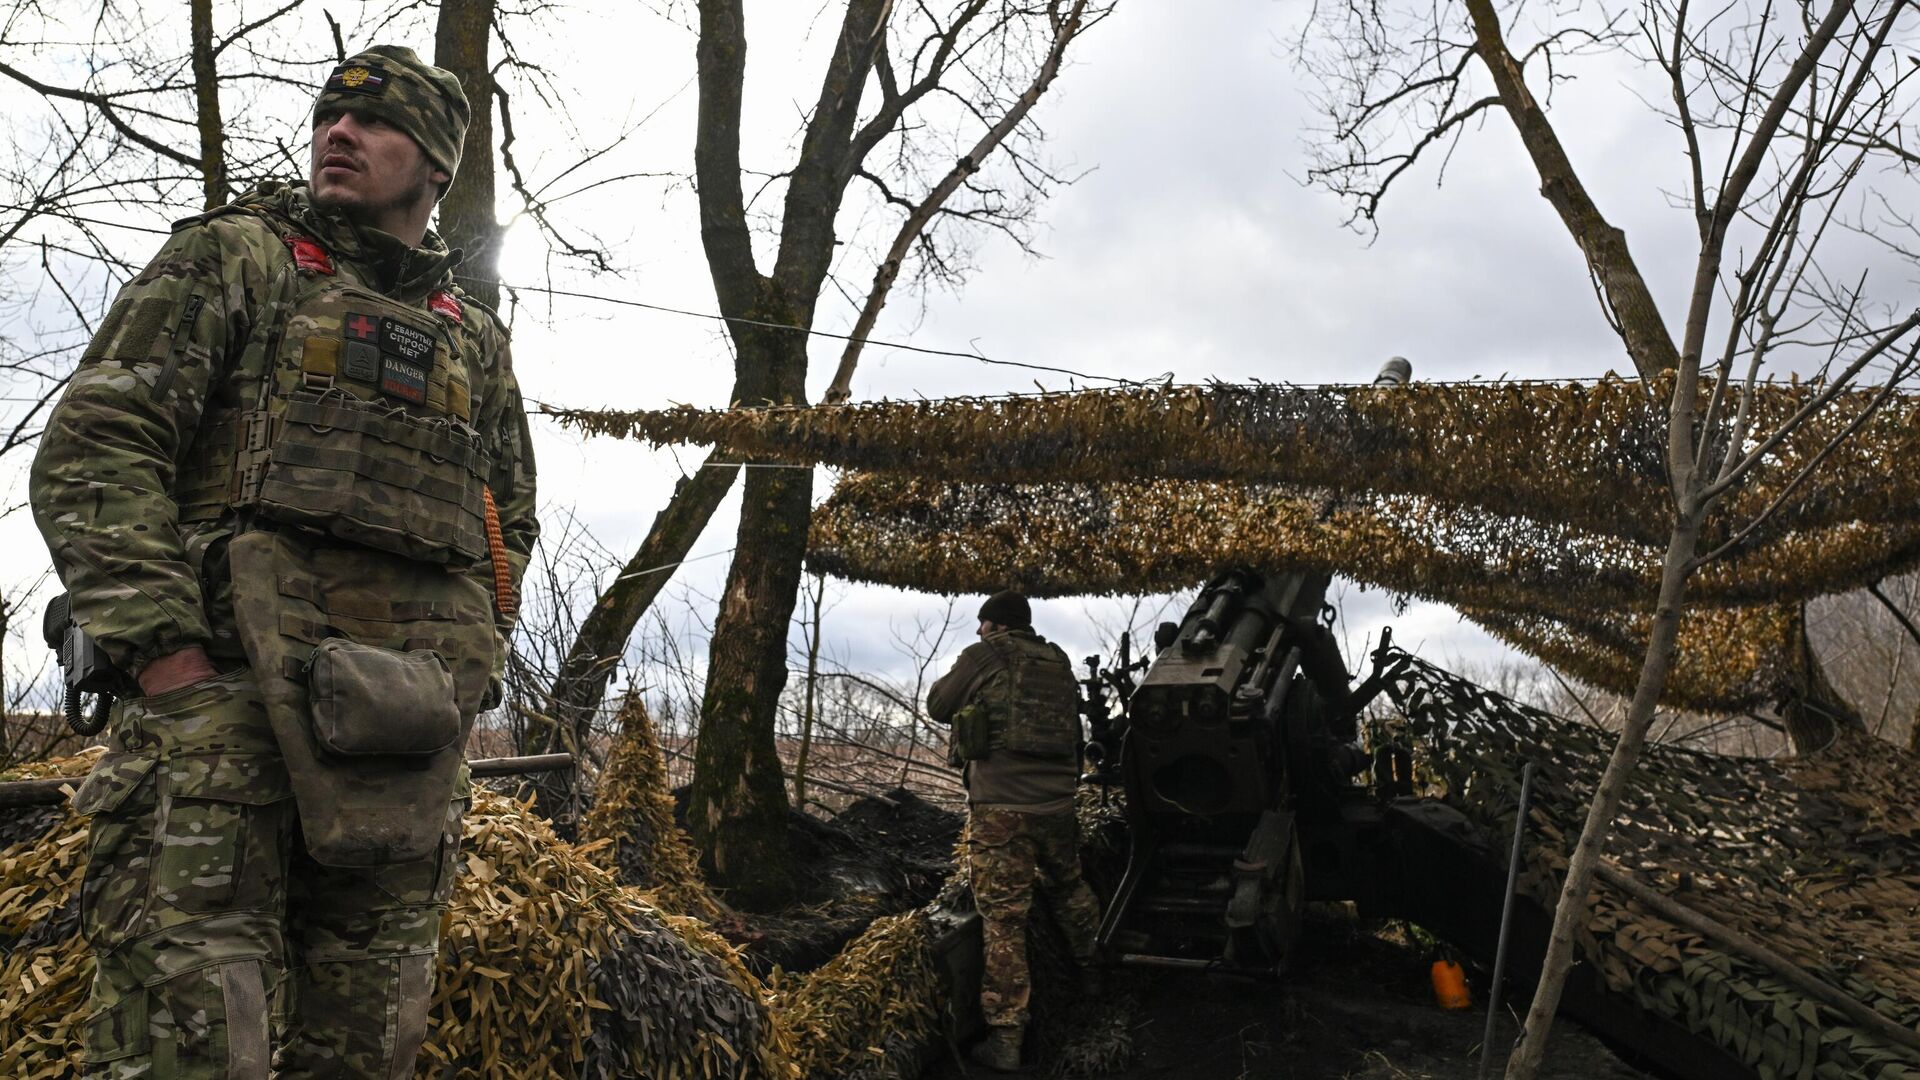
434, 0, 501, 311
686, 306, 813, 906
188, 0, 227, 210
1505, 512, 1703, 1079
523, 459, 741, 823
687, 425, 812, 908
1776, 601, 1865, 752
0, 595, 11, 766
793, 570, 826, 809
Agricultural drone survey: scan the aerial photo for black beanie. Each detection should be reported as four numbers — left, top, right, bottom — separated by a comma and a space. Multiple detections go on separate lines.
979, 590, 1032, 629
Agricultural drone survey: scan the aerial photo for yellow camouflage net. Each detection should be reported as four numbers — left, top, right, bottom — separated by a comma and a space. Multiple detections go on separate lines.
0, 750, 799, 1080
579, 695, 726, 922
548, 376, 1920, 551
1466, 604, 1806, 713
552, 377, 1920, 714
805, 476, 1853, 711
773, 911, 943, 1080
805, 474, 1920, 613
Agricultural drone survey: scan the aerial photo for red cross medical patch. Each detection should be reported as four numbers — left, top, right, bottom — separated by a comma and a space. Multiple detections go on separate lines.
344, 313, 380, 343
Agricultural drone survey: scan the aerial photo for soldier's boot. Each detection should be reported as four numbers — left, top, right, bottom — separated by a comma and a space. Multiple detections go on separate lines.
969, 1025, 1024, 1073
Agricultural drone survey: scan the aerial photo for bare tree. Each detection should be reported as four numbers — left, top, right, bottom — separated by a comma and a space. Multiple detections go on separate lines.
1301, 0, 1920, 1073
0, 0, 306, 470
607, 0, 1116, 907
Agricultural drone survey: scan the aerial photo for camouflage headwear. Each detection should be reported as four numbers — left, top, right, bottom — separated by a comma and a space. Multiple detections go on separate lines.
315, 45, 469, 184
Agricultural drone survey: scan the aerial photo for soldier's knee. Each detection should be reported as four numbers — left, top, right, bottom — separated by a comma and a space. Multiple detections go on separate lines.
84, 959, 273, 1079
80, 981, 152, 1077
278, 951, 436, 1080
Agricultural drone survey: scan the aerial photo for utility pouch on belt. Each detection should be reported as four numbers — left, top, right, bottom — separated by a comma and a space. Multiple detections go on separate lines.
228, 528, 494, 867
248, 390, 491, 566
306, 639, 460, 757
949, 702, 994, 766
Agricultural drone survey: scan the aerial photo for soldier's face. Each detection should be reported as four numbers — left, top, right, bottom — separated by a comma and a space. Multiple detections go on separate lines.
310, 108, 447, 227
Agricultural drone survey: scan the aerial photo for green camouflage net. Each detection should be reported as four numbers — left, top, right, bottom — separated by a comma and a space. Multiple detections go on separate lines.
1382, 650, 1920, 1079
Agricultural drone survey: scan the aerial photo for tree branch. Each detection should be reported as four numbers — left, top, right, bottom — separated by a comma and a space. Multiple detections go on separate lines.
823, 0, 1095, 403
694, 0, 762, 315
1460, 0, 1681, 378
0, 60, 201, 170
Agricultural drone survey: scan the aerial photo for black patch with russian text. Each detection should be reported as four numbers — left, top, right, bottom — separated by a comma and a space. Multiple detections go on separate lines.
380, 355, 428, 405
380, 318, 435, 363
343, 341, 381, 382
324, 64, 390, 97
344, 312, 380, 342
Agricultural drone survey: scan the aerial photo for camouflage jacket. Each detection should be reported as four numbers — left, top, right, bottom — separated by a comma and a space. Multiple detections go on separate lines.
928, 629, 1082, 809
29, 181, 538, 675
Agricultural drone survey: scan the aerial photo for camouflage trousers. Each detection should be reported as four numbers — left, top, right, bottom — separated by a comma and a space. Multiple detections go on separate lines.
71, 669, 466, 1079
966, 806, 1101, 1031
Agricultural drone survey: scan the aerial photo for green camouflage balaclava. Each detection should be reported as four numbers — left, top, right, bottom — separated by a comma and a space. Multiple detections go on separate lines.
313, 45, 469, 188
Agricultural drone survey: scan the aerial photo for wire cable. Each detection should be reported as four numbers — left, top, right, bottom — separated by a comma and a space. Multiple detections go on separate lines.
468, 277, 1153, 387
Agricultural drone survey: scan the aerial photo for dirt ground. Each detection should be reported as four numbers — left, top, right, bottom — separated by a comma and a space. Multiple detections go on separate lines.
928, 913, 1659, 1080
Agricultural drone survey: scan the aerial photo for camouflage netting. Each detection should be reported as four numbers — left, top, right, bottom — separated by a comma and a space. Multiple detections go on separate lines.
805, 475, 1849, 712
1382, 650, 1920, 1079
579, 695, 726, 922
551, 378, 1920, 715
547, 377, 1920, 550
776, 911, 944, 1080
1466, 603, 1808, 713
0, 748, 798, 1080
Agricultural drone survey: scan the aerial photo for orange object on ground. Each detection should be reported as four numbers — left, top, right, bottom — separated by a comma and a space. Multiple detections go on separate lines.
1431, 959, 1473, 1009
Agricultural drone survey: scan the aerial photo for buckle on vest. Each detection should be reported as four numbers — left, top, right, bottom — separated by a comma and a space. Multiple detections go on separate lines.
241, 412, 274, 452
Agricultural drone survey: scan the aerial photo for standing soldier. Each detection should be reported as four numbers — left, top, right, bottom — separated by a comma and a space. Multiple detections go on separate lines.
928, 590, 1104, 1073
31, 45, 537, 1077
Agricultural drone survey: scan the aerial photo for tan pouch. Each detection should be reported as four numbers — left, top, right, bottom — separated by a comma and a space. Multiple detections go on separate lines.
306, 639, 460, 757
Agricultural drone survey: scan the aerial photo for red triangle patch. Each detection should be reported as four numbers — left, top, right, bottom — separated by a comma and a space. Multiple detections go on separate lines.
285, 235, 333, 275
430, 290, 464, 323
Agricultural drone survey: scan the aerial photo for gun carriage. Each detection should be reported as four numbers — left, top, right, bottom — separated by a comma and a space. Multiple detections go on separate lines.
1088, 567, 1402, 975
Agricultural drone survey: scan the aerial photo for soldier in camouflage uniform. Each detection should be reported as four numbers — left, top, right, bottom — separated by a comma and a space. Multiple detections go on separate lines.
928, 591, 1103, 1073
30, 45, 537, 1078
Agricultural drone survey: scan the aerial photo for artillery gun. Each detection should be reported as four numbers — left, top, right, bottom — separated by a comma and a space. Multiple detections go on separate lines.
1093, 566, 1400, 974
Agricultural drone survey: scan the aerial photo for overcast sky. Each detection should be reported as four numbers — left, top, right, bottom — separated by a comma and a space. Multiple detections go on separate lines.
3, 0, 1908, 698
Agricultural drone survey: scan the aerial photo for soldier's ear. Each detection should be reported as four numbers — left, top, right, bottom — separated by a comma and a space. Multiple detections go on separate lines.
430, 167, 452, 188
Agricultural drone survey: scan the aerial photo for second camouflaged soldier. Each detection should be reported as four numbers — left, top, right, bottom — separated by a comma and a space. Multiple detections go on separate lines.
31, 46, 537, 1077
928, 590, 1104, 1073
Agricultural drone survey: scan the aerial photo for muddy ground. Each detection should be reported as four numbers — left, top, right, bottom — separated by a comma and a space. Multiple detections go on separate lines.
733, 790, 1659, 1080
928, 911, 1660, 1080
